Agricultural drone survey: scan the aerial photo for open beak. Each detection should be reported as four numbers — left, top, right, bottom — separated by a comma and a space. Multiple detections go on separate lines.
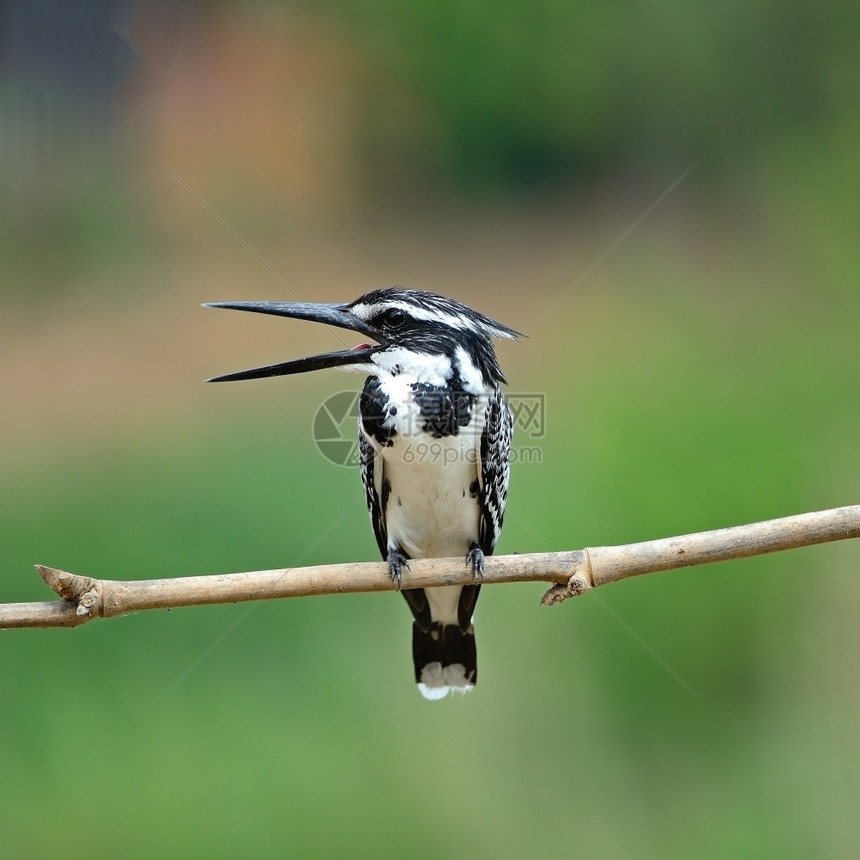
203, 300, 386, 382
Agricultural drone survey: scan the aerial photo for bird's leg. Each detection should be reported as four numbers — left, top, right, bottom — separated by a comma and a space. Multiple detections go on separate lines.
466, 542, 484, 579
387, 549, 410, 589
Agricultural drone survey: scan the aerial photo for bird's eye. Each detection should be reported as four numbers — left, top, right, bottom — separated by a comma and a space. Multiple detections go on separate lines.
383, 308, 407, 328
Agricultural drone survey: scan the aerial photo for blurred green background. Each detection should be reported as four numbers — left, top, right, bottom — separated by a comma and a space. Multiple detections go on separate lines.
1, 2, 858, 857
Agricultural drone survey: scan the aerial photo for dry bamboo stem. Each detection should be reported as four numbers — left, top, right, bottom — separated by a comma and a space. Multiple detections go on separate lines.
2, 505, 858, 630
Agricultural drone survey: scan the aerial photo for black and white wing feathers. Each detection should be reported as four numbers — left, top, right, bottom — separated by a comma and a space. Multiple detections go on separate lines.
358, 426, 387, 560
476, 385, 512, 555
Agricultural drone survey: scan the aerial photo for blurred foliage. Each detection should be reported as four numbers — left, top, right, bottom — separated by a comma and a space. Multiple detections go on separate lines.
327, 0, 860, 188
2, 0, 858, 291
0, 163, 148, 300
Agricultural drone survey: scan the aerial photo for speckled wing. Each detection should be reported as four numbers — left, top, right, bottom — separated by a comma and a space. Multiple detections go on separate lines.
358, 428, 388, 560
477, 385, 513, 555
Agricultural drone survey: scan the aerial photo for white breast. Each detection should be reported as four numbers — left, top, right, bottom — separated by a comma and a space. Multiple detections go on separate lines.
383, 447, 480, 627
383, 444, 481, 560
375, 379, 488, 624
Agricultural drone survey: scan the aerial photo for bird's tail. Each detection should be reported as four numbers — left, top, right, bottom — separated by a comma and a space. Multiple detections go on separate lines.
412, 621, 477, 700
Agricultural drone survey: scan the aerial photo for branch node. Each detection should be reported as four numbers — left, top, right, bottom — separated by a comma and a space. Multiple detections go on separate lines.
568, 570, 592, 595
76, 589, 101, 617
35, 565, 103, 618
540, 567, 592, 606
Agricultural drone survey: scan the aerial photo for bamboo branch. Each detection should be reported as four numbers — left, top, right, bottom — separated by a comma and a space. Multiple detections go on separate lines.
2, 505, 858, 630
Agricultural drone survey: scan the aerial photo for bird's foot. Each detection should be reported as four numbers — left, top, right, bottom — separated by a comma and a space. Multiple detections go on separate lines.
387, 549, 410, 590
466, 543, 484, 580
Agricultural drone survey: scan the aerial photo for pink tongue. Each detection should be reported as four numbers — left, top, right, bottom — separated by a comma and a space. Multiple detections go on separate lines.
351, 343, 371, 351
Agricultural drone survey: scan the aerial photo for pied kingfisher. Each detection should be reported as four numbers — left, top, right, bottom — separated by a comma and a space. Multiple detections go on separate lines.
206, 288, 519, 699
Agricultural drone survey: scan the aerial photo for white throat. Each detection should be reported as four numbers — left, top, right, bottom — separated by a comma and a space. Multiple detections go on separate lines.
370, 348, 452, 386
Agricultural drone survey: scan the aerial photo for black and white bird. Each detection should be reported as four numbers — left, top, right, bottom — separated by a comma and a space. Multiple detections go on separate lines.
206, 288, 518, 699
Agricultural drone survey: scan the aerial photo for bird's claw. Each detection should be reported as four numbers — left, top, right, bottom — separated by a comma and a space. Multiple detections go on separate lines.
387, 550, 410, 590
466, 544, 484, 580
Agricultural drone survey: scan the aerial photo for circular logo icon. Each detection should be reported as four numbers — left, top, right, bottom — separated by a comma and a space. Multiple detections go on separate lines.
312, 390, 361, 466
